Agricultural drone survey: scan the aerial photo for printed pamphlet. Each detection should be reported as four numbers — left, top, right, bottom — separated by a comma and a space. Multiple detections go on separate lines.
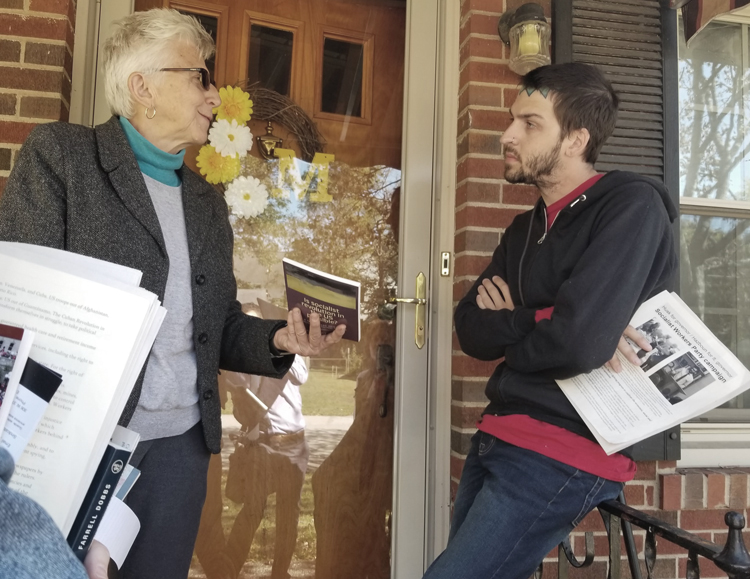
0, 323, 34, 434
557, 291, 750, 454
0, 241, 165, 534
281, 258, 360, 342
0, 358, 63, 462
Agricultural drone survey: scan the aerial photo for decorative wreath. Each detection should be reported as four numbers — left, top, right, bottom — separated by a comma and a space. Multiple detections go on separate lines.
237, 81, 325, 163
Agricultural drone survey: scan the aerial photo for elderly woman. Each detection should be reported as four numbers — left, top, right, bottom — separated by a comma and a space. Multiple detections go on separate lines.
0, 8, 344, 579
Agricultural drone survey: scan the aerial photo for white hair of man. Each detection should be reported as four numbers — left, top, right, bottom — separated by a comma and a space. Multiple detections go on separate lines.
101, 8, 215, 119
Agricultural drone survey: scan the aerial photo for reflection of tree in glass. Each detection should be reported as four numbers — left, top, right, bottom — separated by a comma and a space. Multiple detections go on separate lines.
679, 23, 748, 300
679, 20, 750, 406
227, 154, 400, 340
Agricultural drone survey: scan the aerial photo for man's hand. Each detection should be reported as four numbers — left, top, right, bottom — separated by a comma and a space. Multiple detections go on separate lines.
476, 276, 515, 311
83, 540, 110, 579
606, 325, 651, 373
272, 308, 346, 356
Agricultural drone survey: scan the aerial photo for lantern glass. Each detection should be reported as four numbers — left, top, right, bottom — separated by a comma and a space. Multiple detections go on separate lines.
508, 20, 551, 75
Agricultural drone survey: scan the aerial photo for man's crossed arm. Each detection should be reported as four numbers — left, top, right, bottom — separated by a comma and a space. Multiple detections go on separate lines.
475, 275, 652, 374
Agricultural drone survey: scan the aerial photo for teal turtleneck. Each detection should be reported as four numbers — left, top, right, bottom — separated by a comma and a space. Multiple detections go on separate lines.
119, 117, 185, 187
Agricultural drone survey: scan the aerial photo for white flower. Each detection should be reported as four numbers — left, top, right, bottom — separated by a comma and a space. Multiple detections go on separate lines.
208, 119, 253, 158
225, 176, 269, 218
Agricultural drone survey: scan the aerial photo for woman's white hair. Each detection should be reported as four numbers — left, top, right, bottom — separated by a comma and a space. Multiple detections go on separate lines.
101, 8, 215, 118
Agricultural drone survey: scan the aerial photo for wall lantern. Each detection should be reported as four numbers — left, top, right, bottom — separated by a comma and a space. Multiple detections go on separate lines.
497, 3, 551, 76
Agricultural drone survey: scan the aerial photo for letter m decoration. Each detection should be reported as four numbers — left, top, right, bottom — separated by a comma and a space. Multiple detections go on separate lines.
273, 148, 335, 202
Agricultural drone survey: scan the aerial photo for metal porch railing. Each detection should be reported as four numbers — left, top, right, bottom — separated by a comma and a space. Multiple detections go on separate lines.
534, 492, 750, 579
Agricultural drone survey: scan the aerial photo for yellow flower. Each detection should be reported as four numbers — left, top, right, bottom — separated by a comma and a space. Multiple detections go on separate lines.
212, 86, 253, 123
196, 145, 240, 184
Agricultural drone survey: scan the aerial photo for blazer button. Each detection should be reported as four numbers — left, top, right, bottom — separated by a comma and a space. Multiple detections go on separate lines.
198, 332, 208, 344
203, 389, 214, 400
195, 274, 206, 285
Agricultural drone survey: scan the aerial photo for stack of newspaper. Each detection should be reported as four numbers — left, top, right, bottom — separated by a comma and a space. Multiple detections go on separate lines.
558, 291, 750, 454
0, 242, 165, 537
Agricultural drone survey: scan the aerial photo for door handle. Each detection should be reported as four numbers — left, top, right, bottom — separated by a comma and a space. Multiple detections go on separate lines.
387, 297, 426, 305
383, 272, 426, 349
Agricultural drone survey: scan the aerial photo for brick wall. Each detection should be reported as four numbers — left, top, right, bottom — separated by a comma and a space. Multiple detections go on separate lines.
452, 0, 550, 500
0, 0, 76, 195
452, 1, 748, 576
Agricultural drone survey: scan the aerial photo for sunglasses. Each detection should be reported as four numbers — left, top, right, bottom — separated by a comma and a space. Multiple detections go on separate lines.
159, 67, 212, 90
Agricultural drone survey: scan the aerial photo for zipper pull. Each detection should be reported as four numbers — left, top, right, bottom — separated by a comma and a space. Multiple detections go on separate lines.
570, 194, 587, 208
537, 232, 546, 244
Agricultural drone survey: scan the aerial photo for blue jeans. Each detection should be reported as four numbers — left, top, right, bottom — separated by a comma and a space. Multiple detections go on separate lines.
423, 431, 622, 579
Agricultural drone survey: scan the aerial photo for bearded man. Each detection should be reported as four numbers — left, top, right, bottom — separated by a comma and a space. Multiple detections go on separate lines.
422, 63, 677, 579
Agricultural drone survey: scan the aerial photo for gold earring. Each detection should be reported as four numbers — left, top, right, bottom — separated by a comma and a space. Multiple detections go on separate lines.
145, 106, 156, 119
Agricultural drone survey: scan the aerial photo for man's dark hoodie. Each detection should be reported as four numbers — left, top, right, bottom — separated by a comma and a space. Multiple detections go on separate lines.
454, 171, 678, 442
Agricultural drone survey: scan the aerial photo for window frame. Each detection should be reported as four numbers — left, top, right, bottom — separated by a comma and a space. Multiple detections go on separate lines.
164, 0, 229, 87
314, 25, 374, 125
676, 10, 750, 467
239, 11, 303, 102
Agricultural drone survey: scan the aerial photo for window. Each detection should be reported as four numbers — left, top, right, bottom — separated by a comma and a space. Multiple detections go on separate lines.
321, 37, 364, 116
247, 24, 294, 96
678, 17, 750, 422
169, 1, 228, 87
315, 29, 373, 124
177, 10, 218, 82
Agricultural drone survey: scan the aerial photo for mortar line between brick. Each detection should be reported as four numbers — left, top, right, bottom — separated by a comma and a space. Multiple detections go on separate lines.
455, 225, 506, 234
0, 117, 40, 124
458, 32, 502, 51
0, 10, 68, 20
456, 177, 506, 188
0, 88, 65, 98
460, 127, 506, 136
24, 11, 70, 19
455, 200, 530, 212
14, 115, 63, 123
451, 401, 487, 408
0, 61, 66, 72
0, 34, 66, 45
457, 153, 504, 164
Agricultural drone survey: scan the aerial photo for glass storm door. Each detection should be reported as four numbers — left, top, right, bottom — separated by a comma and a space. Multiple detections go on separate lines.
127, 0, 437, 576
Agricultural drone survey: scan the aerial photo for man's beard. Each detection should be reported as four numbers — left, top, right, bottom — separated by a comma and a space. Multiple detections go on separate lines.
504, 138, 563, 187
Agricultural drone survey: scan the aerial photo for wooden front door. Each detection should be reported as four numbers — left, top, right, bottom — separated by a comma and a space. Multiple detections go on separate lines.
131, 1, 417, 578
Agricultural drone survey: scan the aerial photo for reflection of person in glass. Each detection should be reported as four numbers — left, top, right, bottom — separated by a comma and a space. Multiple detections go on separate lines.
312, 320, 394, 579
0, 9, 345, 579
222, 354, 309, 579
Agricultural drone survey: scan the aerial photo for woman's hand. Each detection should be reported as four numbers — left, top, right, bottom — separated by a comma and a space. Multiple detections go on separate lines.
272, 308, 346, 356
476, 276, 515, 311
83, 540, 110, 579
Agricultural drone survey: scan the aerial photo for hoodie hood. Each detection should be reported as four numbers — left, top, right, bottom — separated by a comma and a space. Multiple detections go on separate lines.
569, 170, 678, 223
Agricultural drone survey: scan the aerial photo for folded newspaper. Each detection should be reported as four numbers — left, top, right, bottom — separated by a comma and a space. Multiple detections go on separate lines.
557, 291, 750, 455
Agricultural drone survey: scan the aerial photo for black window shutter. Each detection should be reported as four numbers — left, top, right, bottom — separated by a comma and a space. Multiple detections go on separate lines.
553, 0, 681, 461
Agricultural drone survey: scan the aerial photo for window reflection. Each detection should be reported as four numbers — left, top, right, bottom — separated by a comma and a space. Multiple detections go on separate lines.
680, 215, 750, 411
679, 17, 750, 419
321, 38, 363, 116
177, 10, 218, 82
248, 25, 294, 96
679, 21, 747, 202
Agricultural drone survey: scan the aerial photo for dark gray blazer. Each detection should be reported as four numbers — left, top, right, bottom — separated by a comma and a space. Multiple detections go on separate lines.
0, 116, 292, 453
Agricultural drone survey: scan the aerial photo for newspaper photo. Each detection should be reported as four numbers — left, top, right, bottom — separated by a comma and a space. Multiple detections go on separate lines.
557, 291, 750, 454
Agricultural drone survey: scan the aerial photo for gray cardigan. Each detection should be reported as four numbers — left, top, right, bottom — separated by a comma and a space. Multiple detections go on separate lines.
0, 116, 292, 453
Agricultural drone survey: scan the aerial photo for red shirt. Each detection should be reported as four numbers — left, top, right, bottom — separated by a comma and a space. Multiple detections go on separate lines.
478, 415, 636, 482
486, 173, 636, 482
